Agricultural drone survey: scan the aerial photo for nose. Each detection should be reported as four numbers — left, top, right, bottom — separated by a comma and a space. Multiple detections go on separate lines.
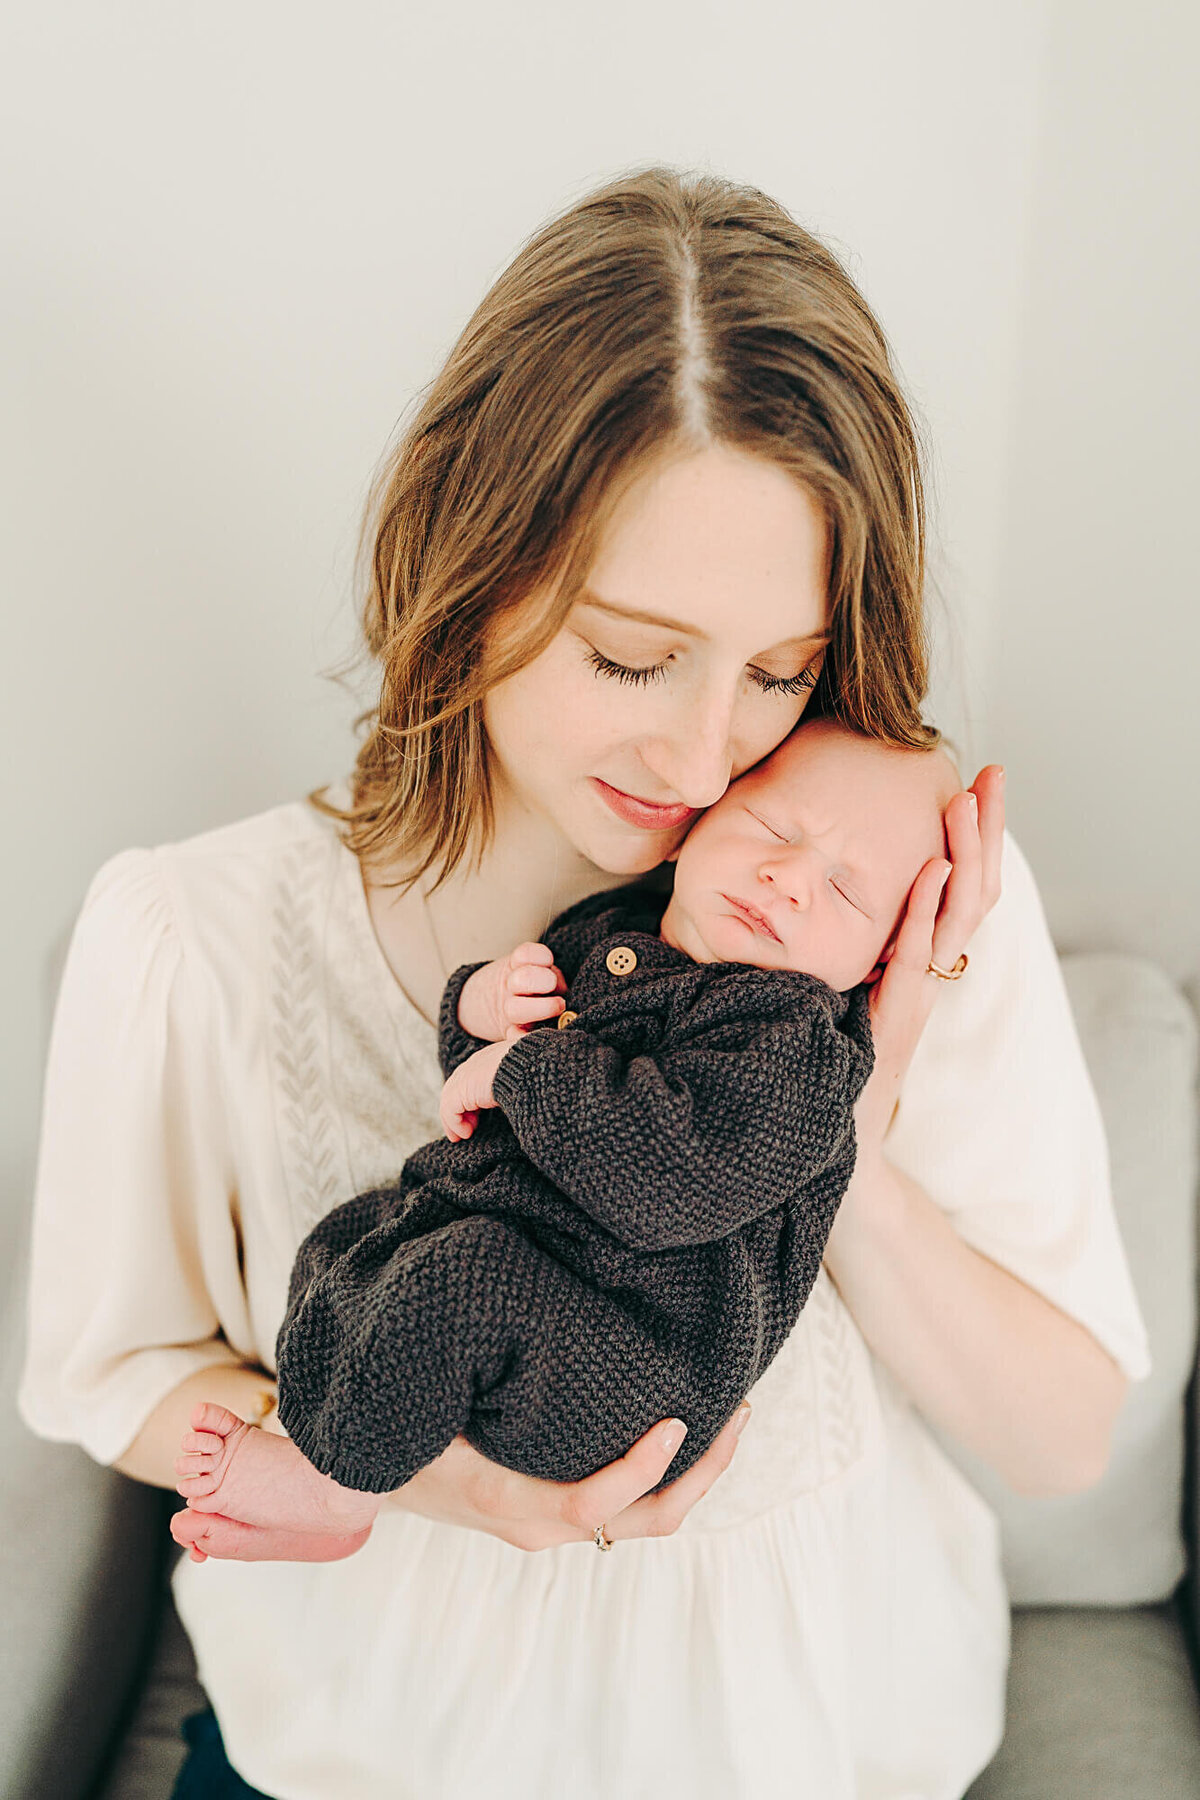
637, 683, 738, 810
758, 846, 814, 910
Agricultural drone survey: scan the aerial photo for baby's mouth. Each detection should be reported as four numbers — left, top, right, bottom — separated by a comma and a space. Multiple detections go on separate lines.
721, 893, 783, 944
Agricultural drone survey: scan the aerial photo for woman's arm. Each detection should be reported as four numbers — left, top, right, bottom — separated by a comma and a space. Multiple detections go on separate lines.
824, 765, 1128, 1498
117, 1361, 753, 1547
822, 1156, 1126, 1496
111, 1364, 287, 1488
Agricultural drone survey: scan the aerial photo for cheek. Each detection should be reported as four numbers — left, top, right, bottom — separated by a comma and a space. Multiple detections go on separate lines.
484, 638, 662, 787
729, 693, 814, 781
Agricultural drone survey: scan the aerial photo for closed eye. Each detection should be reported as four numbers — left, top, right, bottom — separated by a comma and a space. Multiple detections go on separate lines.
585, 646, 822, 694
747, 809, 789, 841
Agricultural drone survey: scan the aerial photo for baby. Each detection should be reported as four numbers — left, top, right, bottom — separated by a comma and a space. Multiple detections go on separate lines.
171, 718, 959, 1563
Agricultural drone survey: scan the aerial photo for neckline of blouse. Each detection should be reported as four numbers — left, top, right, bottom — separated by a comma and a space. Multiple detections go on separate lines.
323, 801, 441, 1051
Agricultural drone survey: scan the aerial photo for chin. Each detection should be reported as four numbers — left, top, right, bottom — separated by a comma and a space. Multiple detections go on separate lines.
580, 825, 684, 879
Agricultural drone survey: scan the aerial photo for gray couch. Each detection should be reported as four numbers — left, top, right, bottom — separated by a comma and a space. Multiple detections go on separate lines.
2, 951, 1198, 1799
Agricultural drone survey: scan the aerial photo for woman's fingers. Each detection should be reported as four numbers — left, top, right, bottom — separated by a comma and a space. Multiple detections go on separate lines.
884, 858, 952, 982
556, 1416, 691, 1542
931, 789, 981, 966
560, 1408, 750, 1545
972, 764, 1006, 912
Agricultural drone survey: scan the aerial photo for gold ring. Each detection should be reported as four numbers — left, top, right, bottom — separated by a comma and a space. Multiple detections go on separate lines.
926, 953, 968, 981
593, 1524, 614, 1551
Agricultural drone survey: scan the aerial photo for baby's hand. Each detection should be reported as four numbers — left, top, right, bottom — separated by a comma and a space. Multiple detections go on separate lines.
457, 942, 568, 1042
440, 1036, 521, 1141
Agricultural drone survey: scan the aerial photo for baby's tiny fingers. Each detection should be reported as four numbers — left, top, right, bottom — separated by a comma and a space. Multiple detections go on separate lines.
507, 963, 562, 995
506, 995, 567, 1024
508, 942, 554, 968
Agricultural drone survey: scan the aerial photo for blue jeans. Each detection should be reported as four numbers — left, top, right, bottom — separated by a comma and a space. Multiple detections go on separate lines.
171, 1709, 275, 1798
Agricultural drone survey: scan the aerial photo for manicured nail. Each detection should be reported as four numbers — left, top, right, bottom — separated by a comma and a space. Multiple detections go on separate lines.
966, 792, 978, 817
733, 1405, 751, 1436
939, 862, 952, 889
661, 1420, 687, 1454
998, 767, 1006, 785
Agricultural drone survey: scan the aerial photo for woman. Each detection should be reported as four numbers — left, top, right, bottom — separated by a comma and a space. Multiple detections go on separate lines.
20, 168, 1150, 1799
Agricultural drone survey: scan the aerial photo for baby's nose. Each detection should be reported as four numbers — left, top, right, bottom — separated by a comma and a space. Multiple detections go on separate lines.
763, 859, 810, 908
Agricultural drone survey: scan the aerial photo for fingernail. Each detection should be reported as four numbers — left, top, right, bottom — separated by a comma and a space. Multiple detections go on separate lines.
733, 1405, 751, 1437
939, 861, 952, 889
998, 767, 1006, 785
661, 1420, 687, 1454
966, 792, 978, 817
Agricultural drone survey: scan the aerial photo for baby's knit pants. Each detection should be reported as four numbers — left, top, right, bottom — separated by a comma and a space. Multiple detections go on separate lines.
274, 1151, 759, 1496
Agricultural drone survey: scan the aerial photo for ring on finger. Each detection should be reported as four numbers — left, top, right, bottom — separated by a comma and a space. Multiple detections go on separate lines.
926, 953, 968, 981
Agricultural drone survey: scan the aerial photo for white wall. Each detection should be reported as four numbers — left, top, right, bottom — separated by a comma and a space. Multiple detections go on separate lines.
986, 0, 1200, 984
3, 1, 1195, 1218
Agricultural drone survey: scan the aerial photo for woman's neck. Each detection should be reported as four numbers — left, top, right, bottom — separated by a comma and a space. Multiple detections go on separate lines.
361, 785, 620, 1023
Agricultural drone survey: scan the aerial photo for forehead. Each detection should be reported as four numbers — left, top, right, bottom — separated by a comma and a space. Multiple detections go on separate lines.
585, 446, 830, 648
746, 732, 947, 868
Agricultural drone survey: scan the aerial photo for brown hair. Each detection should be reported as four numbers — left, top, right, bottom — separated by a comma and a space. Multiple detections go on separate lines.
315, 165, 936, 890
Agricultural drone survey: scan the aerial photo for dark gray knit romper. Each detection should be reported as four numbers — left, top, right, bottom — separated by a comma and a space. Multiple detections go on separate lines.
274, 881, 874, 1496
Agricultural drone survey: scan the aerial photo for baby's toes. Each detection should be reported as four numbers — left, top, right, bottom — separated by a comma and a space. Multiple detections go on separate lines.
174, 1443, 223, 1492
189, 1400, 247, 1439
179, 1428, 224, 1456
169, 1506, 210, 1562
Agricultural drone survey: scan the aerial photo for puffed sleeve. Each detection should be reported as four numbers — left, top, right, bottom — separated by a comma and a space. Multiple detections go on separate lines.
17, 848, 246, 1466
885, 829, 1152, 1383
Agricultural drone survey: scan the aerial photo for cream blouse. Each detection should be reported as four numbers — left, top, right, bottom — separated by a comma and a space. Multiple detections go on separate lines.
19, 792, 1152, 1800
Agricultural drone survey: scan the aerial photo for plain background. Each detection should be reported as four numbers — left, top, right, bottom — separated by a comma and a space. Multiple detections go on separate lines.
2, 0, 1197, 1228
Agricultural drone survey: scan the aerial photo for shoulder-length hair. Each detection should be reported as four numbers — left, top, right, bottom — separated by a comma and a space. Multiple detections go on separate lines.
315, 165, 935, 889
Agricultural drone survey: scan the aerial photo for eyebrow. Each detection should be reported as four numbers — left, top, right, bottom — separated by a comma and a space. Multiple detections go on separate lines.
577, 589, 832, 650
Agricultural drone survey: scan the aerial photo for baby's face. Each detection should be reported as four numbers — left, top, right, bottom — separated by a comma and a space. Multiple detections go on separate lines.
660, 721, 957, 990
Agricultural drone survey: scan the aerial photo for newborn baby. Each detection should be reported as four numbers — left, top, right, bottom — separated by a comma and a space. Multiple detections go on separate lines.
172, 719, 959, 1563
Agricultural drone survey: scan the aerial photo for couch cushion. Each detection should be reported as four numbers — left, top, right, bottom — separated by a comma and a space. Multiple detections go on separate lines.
929, 952, 1197, 1604
94, 1571, 204, 1800
965, 1600, 1200, 1798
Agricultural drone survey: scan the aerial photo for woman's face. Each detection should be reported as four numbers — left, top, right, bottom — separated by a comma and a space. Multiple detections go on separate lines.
482, 443, 831, 878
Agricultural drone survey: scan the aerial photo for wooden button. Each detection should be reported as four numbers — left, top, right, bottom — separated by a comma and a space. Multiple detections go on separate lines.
556, 1010, 578, 1029
605, 946, 638, 976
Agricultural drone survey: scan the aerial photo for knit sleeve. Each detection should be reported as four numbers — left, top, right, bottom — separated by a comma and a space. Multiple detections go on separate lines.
16, 848, 245, 1466
490, 974, 874, 1251
437, 959, 493, 1078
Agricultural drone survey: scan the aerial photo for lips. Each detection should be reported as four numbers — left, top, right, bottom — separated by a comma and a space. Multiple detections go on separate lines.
722, 893, 783, 943
591, 779, 698, 832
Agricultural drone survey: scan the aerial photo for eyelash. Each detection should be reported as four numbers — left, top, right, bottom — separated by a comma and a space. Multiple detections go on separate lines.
585, 648, 820, 696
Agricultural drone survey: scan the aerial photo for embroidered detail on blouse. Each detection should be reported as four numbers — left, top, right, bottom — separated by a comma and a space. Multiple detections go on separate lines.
270, 838, 348, 1240
678, 1268, 881, 1533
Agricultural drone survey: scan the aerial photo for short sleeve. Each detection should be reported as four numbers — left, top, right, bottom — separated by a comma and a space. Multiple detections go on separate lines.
17, 848, 246, 1465
884, 830, 1153, 1384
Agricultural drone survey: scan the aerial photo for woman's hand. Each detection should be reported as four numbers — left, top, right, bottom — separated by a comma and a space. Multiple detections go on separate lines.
854, 764, 1005, 1159
384, 1406, 752, 1550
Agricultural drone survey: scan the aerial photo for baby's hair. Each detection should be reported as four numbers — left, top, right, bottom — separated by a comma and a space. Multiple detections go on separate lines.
315, 166, 937, 890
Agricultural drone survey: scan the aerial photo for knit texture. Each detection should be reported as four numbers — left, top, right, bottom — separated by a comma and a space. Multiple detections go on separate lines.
275, 880, 874, 1494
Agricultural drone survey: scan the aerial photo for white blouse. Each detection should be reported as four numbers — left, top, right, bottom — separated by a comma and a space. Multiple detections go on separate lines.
19, 791, 1152, 1800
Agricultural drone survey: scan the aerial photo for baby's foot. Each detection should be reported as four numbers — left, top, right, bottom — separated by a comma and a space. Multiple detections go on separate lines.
170, 1505, 372, 1565
174, 1402, 380, 1538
